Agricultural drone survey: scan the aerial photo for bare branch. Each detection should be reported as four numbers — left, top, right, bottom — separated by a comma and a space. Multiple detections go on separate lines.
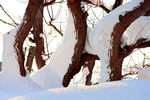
0, 19, 16, 27
49, 22, 63, 36
83, 0, 110, 13
0, 5, 18, 25
44, 0, 55, 7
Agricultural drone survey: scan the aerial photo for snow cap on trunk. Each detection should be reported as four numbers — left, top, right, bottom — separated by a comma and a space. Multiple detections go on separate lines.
89, 0, 145, 82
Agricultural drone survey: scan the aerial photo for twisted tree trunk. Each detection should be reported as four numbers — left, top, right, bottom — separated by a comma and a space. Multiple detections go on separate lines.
63, 0, 88, 87
14, 0, 43, 76
109, 0, 150, 81
33, 3, 45, 69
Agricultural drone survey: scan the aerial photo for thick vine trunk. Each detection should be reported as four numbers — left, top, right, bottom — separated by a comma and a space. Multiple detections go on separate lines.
14, 0, 43, 76
109, 0, 150, 81
63, 0, 88, 87
33, 3, 45, 69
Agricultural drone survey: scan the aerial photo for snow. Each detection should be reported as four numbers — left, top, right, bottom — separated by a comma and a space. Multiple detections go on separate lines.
0, 25, 43, 100
89, 0, 102, 6
2, 25, 21, 76
89, 0, 144, 82
138, 67, 150, 80
31, 10, 77, 89
84, 26, 95, 54
11, 80, 150, 100
39, 33, 44, 38
1, 0, 150, 99
121, 16, 150, 47
70, 67, 89, 85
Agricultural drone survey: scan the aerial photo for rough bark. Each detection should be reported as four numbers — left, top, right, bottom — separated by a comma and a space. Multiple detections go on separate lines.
112, 0, 123, 10
33, 3, 45, 69
25, 46, 36, 73
109, 0, 150, 81
63, 0, 88, 87
144, 9, 150, 16
85, 60, 95, 85
14, 0, 43, 76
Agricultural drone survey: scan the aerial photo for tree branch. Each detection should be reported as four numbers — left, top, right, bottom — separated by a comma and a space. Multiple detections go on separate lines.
0, 19, 16, 27
112, 0, 123, 10
44, 0, 55, 7
49, 22, 63, 36
83, 0, 110, 13
80, 53, 99, 66
0, 5, 18, 25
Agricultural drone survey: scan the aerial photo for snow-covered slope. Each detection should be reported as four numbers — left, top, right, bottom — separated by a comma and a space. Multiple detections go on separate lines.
31, 10, 77, 89
12, 80, 150, 100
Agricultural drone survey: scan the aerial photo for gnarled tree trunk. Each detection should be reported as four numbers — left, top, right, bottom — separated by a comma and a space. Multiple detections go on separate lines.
14, 0, 43, 76
63, 0, 88, 87
33, 3, 45, 69
109, 0, 150, 81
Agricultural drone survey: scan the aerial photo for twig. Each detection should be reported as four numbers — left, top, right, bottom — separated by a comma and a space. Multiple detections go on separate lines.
0, 19, 16, 27
0, 5, 18, 25
83, 0, 110, 13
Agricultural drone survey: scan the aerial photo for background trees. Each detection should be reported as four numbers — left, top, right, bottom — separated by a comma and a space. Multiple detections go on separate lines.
0, 0, 150, 87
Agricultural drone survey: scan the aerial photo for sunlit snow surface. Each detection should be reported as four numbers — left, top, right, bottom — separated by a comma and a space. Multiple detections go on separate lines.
12, 80, 150, 100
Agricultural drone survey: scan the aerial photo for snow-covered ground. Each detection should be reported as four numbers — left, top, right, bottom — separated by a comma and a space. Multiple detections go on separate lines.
1, 0, 150, 100
3, 80, 150, 100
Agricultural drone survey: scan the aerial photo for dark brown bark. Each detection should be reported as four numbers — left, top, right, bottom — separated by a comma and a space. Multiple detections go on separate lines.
109, 0, 150, 81
144, 9, 150, 16
85, 60, 95, 85
112, 0, 123, 10
33, 3, 45, 69
63, 0, 88, 87
121, 39, 150, 59
25, 46, 36, 73
14, 0, 43, 76
80, 53, 99, 66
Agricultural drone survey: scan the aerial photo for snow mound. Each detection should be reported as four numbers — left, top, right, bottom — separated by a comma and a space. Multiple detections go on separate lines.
2, 26, 21, 76
138, 67, 150, 80
31, 10, 76, 89
12, 80, 150, 100
0, 26, 42, 100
